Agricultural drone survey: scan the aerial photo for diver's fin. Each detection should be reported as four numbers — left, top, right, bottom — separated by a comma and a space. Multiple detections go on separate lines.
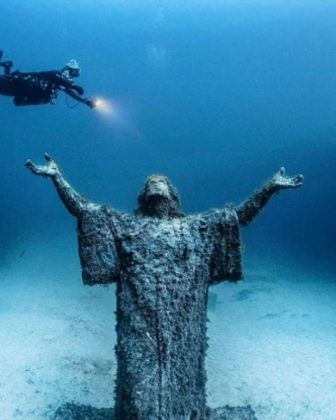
0, 51, 3, 60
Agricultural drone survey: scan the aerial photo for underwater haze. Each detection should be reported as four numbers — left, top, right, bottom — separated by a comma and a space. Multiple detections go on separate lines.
0, 1, 335, 419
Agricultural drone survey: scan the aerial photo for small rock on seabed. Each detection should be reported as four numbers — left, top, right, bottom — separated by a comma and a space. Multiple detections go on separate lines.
54, 403, 257, 419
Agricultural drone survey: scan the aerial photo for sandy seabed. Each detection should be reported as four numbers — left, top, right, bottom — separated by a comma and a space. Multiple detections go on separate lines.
0, 240, 335, 420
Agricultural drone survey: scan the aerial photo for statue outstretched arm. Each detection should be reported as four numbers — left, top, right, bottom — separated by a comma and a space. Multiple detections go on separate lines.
236, 167, 303, 226
25, 153, 97, 217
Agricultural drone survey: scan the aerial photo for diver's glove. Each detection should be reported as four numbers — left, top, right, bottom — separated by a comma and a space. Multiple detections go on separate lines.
84, 97, 96, 108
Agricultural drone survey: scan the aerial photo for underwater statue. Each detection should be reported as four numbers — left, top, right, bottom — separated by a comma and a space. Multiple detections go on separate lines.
26, 154, 303, 420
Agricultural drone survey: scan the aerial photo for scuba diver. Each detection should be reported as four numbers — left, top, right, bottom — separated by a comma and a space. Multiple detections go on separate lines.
0, 51, 96, 108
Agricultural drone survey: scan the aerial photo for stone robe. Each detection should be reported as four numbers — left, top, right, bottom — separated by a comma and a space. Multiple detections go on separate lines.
77, 206, 242, 420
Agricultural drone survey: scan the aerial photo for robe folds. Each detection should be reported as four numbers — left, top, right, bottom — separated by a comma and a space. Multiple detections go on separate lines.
77, 206, 242, 420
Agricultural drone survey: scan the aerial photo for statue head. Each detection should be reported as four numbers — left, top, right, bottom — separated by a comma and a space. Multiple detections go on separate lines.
135, 175, 183, 218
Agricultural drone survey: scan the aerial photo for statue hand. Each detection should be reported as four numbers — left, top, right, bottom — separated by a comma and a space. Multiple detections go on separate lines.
271, 167, 304, 190
25, 153, 59, 178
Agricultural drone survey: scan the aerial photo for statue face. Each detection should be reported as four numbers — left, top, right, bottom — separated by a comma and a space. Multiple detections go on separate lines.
146, 175, 170, 199
136, 174, 181, 217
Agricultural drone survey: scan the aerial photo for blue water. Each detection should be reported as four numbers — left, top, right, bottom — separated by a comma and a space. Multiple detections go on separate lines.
0, 1, 335, 418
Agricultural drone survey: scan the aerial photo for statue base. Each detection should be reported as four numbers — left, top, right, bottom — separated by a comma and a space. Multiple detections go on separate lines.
54, 403, 257, 419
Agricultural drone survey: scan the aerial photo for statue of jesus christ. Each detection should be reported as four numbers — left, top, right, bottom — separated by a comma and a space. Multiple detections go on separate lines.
26, 154, 303, 420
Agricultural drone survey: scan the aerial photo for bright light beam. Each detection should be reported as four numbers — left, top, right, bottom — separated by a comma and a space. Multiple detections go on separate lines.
93, 97, 117, 118
92, 96, 139, 137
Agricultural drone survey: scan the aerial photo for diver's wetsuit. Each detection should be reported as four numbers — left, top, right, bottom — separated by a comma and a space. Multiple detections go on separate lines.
0, 70, 86, 106
0, 53, 92, 107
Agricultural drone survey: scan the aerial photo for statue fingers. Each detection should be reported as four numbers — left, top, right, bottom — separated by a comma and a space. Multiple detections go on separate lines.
278, 167, 286, 176
44, 153, 59, 173
44, 153, 57, 166
292, 174, 304, 187
25, 159, 39, 173
25, 159, 33, 168
44, 153, 53, 162
272, 167, 286, 182
25, 159, 49, 176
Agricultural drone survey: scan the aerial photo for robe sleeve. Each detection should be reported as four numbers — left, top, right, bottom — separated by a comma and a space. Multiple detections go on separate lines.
200, 207, 243, 285
77, 206, 120, 285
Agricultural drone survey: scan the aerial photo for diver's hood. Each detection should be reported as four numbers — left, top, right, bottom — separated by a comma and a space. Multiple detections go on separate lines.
64, 59, 81, 77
